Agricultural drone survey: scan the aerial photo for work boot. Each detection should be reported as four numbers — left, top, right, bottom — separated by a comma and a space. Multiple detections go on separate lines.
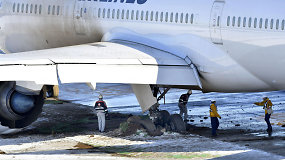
211, 134, 217, 138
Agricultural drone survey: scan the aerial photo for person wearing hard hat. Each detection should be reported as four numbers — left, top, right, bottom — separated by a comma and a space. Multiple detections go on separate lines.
210, 100, 221, 136
254, 97, 273, 134
178, 90, 192, 122
94, 94, 108, 132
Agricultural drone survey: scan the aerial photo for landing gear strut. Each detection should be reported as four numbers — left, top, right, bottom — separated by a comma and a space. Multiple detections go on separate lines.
148, 86, 186, 133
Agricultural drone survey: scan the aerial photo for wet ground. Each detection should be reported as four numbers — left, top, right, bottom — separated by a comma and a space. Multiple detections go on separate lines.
59, 83, 285, 136
58, 83, 285, 157
0, 101, 284, 160
0, 83, 284, 159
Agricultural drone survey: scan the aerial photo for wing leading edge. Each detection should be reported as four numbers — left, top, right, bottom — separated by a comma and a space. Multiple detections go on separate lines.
0, 41, 201, 88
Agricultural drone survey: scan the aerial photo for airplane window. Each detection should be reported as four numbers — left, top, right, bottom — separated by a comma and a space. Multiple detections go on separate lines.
103, 8, 106, 18
276, 19, 279, 30
21, 4, 24, 13
160, 12, 163, 22
170, 12, 173, 22
35, 5, 37, 14
265, 19, 268, 29
117, 9, 120, 19
150, 11, 153, 21
52, 5, 55, 15
270, 19, 274, 29
259, 18, 263, 29
190, 14, 194, 24
17, 3, 20, 13
227, 16, 230, 26
48, 5, 51, 15
126, 10, 129, 19
131, 10, 134, 20
180, 13, 184, 23
112, 9, 115, 19
282, 20, 285, 30
254, 18, 257, 28
165, 12, 168, 22
248, 17, 252, 28
30, 4, 33, 14
121, 9, 124, 19
145, 11, 149, 21
237, 17, 241, 27
232, 16, 235, 26
98, 8, 101, 18
155, 12, 158, 22
175, 13, 178, 23
141, 11, 144, 20
26, 4, 29, 13
136, 10, 139, 20
217, 16, 220, 27
243, 17, 246, 27
39, 5, 42, 14
13, 3, 16, 12
185, 13, 189, 23
107, 9, 111, 18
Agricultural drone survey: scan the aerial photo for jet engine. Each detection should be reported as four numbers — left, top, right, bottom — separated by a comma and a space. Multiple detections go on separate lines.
0, 82, 44, 128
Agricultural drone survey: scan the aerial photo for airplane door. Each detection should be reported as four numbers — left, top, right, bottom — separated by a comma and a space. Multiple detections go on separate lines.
210, 1, 225, 44
73, 1, 87, 35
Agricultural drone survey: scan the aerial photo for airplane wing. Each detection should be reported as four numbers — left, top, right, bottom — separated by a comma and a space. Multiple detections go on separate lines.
0, 40, 202, 88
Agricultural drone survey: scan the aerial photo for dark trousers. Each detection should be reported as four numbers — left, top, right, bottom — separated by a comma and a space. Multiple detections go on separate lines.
211, 117, 219, 136
265, 113, 272, 132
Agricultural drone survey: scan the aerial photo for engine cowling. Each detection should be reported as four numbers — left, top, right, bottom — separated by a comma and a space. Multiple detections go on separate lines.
0, 82, 44, 128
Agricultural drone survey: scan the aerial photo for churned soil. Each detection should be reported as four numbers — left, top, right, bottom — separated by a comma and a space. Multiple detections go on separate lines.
0, 101, 284, 160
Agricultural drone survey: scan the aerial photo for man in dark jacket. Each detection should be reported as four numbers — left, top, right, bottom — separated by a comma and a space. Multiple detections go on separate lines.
94, 94, 108, 132
178, 90, 192, 121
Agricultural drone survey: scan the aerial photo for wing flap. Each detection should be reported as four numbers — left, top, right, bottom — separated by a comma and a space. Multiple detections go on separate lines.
0, 41, 201, 87
0, 65, 58, 84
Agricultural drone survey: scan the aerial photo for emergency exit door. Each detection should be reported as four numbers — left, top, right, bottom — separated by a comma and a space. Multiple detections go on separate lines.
210, 1, 225, 44
73, 1, 87, 35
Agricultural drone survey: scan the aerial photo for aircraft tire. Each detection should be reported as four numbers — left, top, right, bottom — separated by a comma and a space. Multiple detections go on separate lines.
139, 119, 163, 136
169, 114, 186, 133
159, 110, 170, 127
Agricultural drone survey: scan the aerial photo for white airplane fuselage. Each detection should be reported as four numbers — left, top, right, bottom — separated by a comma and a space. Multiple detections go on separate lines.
0, 0, 285, 93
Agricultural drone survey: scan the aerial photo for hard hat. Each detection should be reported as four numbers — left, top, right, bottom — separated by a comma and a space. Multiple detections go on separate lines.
187, 90, 192, 95
211, 100, 216, 103
99, 94, 103, 99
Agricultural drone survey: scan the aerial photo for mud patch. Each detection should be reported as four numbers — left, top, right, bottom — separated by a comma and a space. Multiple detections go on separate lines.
74, 142, 95, 149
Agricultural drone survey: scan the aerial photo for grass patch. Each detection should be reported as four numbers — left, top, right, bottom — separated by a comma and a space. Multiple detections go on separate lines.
44, 99, 65, 104
36, 117, 96, 134
89, 146, 217, 160
119, 122, 129, 133
167, 153, 213, 159
110, 152, 216, 159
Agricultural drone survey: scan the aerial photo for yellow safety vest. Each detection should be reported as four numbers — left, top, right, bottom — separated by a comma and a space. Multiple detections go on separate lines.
210, 104, 221, 118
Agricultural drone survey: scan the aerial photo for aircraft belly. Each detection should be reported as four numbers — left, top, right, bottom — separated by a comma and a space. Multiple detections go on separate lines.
222, 29, 285, 90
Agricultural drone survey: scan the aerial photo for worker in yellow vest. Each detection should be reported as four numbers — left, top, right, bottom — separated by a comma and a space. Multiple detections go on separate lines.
210, 100, 221, 136
254, 97, 273, 134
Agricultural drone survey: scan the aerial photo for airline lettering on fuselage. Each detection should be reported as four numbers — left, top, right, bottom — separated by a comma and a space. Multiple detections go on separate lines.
97, 0, 147, 5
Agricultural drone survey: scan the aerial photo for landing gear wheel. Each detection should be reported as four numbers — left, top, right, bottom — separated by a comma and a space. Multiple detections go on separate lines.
139, 119, 163, 136
169, 114, 186, 133
159, 110, 170, 127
